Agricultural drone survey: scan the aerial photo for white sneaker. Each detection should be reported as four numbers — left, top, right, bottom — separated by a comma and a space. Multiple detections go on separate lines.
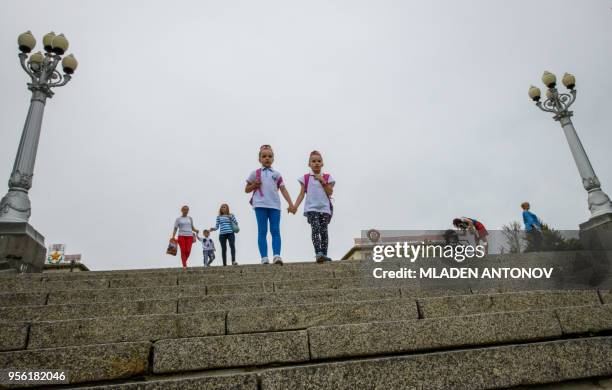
273, 256, 283, 265
232, 261, 238, 265
261, 257, 269, 265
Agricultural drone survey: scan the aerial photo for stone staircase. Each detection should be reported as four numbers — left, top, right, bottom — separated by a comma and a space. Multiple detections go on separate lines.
0, 254, 611, 389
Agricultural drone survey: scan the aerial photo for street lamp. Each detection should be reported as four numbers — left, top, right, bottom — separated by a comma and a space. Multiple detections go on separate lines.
0, 31, 77, 223
529, 71, 612, 246
0, 31, 77, 272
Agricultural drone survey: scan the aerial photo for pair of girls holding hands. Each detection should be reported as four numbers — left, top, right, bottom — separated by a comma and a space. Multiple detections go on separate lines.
245, 145, 335, 264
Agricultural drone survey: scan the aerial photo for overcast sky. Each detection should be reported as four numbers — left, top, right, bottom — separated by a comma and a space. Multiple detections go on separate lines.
1, 1, 611, 270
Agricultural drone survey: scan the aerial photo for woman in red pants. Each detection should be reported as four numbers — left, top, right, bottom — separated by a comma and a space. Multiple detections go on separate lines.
171, 205, 200, 270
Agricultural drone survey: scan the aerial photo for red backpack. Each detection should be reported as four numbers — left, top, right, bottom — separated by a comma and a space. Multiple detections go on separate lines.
249, 168, 283, 205
303, 173, 334, 218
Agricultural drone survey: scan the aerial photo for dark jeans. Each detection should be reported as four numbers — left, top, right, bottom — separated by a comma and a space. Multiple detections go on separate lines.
219, 233, 236, 266
526, 230, 542, 252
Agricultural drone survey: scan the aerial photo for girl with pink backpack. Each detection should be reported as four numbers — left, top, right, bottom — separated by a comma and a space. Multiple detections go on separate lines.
291, 150, 335, 263
245, 145, 294, 265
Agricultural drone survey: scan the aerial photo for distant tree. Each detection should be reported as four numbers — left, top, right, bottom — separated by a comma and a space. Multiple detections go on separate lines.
537, 223, 583, 251
502, 221, 525, 253
503, 221, 583, 253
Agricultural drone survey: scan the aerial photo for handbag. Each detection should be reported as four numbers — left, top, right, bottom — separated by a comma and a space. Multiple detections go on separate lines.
166, 239, 177, 256
229, 214, 240, 233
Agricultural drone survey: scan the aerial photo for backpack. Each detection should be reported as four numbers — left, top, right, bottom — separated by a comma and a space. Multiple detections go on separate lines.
249, 168, 283, 205
303, 173, 334, 218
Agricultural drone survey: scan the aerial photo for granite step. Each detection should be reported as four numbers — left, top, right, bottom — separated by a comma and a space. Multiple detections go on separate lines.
176, 269, 338, 285
153, 330, 309, 373
0, 269, 366, 293
505, 377, 612, 389
258, 337, 612, 390
18, 298, 413, 349
417, 290, 602, 318
0, 322, 29, 351
0, 299, 177, 322
0, 291, 47, 307
79, 374, 259, 389
0, 260, 363, 281
0, 282, 400, 308
0, 342, 151, 386
307, 304, 612, 360
79, 374, 612, 390
75, 371, 612, 390
0, 288, 399, 322
44, 283, 272, 305
0, 277, 388, 306
178, 287, 400, 313
26, 311, 226, 349
226, 298, 417, 333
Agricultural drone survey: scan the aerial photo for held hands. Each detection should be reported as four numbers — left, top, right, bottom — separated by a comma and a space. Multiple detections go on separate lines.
287, 205, 298, 214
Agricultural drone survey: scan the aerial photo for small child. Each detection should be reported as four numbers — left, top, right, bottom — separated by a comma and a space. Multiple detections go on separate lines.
521, 202, 542, 231
292, 150, 335, 263
198, 229, 216, 267
521, 202, 542, 252
245, 144, 294, 265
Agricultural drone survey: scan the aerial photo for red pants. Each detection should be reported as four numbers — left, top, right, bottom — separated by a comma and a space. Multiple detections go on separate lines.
177, 235, 193, 267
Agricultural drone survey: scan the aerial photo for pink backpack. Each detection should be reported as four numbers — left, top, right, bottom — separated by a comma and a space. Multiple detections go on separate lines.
304, 173, 334, 218
249, 168, 283, 205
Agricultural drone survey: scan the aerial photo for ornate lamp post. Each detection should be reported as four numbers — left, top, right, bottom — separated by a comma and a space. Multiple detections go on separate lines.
0, 31, 77, 222
529, 72, 612, 248
0, 31, 77, 272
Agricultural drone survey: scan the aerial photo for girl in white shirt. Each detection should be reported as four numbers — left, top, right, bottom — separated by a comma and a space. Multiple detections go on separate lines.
171, 205, 199, 270
245, 145, 294, 265
291, 151, 335, 263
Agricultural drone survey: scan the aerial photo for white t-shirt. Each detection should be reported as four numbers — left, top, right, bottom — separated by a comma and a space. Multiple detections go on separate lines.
174, 216, 194, 237
246, 167, 285, 210
198, 236, 215, 251
298, 172, 335, 215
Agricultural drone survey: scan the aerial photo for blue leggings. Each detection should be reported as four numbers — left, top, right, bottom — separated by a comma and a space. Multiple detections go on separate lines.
254, 207, 281, 258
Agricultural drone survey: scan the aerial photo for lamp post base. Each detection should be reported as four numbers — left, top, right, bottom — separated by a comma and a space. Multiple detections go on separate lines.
0, 222, 45, 273
579, 213, 612, 251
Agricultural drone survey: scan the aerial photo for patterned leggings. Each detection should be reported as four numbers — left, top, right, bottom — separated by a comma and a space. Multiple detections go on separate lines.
306, 211, 331, 255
